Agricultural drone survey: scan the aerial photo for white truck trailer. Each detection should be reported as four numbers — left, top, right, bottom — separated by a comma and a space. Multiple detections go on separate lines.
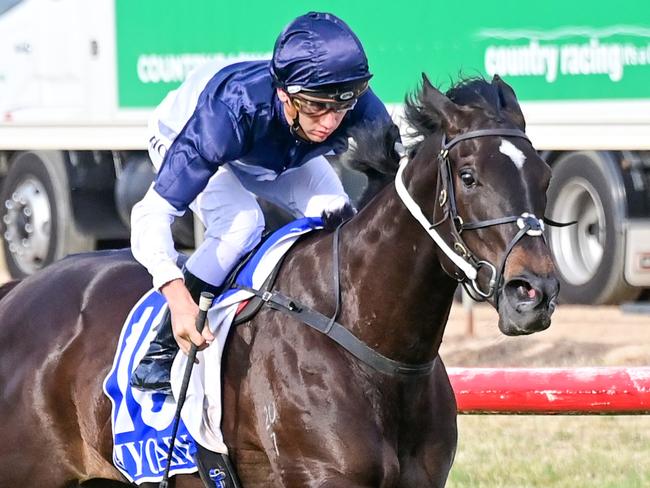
1, 0, 649, 304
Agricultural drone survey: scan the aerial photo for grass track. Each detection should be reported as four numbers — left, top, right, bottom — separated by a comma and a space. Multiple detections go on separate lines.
447, 415, 650, 487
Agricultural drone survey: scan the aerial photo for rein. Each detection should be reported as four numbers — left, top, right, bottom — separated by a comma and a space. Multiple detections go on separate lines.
238, 128, 572, 376
238, 224, 436, 376
395, 128, 573, 303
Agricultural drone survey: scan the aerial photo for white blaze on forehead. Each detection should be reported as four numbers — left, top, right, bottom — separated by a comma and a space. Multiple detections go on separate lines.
499, 139, 526, 170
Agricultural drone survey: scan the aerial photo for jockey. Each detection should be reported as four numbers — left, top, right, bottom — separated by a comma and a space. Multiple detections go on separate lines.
130, 12, 392, 394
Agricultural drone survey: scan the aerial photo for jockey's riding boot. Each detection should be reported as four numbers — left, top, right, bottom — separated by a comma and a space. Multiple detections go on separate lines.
194, 443, 243, 488
129, 269, 220, 394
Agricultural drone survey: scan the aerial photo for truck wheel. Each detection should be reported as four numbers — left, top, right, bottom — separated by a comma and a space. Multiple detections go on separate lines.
545, 151, 640, 304
0, 151, 94, 278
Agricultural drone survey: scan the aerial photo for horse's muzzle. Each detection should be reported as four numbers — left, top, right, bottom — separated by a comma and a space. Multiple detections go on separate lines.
497, 272, 559, 335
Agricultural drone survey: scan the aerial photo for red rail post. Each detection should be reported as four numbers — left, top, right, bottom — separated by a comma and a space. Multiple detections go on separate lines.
448, 367, 650, 414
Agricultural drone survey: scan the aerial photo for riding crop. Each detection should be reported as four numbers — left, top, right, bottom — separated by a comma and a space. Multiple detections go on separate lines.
159, 291, 214, 488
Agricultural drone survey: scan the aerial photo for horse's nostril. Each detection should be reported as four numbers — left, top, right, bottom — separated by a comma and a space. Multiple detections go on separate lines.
512, 280, 538, 302
504, 278, 548, 313
504, 274, 559, 314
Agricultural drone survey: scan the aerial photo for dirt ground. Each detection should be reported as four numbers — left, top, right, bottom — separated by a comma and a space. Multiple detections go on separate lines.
441, 301, 650, 367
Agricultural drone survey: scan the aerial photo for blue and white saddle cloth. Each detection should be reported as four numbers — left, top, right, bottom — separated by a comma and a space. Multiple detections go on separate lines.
103, 217, 323, 484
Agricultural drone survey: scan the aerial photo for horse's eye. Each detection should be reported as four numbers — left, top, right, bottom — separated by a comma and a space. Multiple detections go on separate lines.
459, 170, 476, 188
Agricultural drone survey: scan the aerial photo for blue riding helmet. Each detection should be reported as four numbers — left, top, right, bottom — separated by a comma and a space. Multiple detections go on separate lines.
271, 11, 372, 102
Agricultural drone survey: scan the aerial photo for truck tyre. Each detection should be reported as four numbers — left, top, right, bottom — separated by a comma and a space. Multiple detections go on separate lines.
545, 151, 640, 304
0, 151, 94, 278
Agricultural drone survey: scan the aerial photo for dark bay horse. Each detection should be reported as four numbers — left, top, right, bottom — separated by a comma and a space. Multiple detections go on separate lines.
0, 75, 558, 487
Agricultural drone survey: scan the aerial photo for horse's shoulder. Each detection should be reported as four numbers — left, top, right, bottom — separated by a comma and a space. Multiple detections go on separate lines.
281, 230, 330, 269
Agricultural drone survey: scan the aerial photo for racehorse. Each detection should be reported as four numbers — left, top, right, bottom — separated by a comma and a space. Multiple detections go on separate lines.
0, 74, 558, 487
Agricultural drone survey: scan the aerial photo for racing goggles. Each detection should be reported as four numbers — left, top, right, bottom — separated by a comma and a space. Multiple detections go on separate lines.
290, 95, 359, 116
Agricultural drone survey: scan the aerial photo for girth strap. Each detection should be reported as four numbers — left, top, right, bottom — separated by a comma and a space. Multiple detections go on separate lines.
235, 284, 436, 376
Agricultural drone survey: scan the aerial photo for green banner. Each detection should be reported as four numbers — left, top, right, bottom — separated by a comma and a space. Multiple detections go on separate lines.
116, 0, 650, 107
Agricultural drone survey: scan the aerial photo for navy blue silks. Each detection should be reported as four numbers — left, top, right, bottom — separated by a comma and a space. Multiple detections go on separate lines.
153, 60, 391, 211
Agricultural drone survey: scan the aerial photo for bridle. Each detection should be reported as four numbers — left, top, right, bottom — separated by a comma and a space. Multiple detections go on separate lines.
395, 128, 571, 304
239, 127, 572, 377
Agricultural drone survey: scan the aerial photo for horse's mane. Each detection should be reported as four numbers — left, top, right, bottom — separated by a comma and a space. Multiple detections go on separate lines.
343, 122, 401, 176
446, 77, 505, 111
338, 122, 402, 210
405, 76, 503, 153
325, 77, 508, 227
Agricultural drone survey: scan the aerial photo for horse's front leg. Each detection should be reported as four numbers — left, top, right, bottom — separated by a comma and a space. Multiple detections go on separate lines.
397, 363, 458, 488
247, 333, 400, 487
257, 403, 399, 488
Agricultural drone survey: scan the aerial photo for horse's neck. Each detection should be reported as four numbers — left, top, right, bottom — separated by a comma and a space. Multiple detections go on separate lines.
338, 181, 457, 364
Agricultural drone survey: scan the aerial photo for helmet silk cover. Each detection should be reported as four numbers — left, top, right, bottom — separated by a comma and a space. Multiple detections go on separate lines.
271, 12, 372, 100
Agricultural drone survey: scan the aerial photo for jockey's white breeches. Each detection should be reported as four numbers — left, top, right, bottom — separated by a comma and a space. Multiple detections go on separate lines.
184, 158, 348, 286
131, 130, 349, 289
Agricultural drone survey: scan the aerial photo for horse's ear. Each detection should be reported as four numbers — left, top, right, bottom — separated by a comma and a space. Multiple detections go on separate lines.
420, 73, 463, 132
492, 74, 526, 130
421, 72, 434, 89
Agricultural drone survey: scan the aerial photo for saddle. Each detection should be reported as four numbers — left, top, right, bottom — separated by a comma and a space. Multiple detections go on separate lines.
105, 217, 324, 485
177, 231, 289, 327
